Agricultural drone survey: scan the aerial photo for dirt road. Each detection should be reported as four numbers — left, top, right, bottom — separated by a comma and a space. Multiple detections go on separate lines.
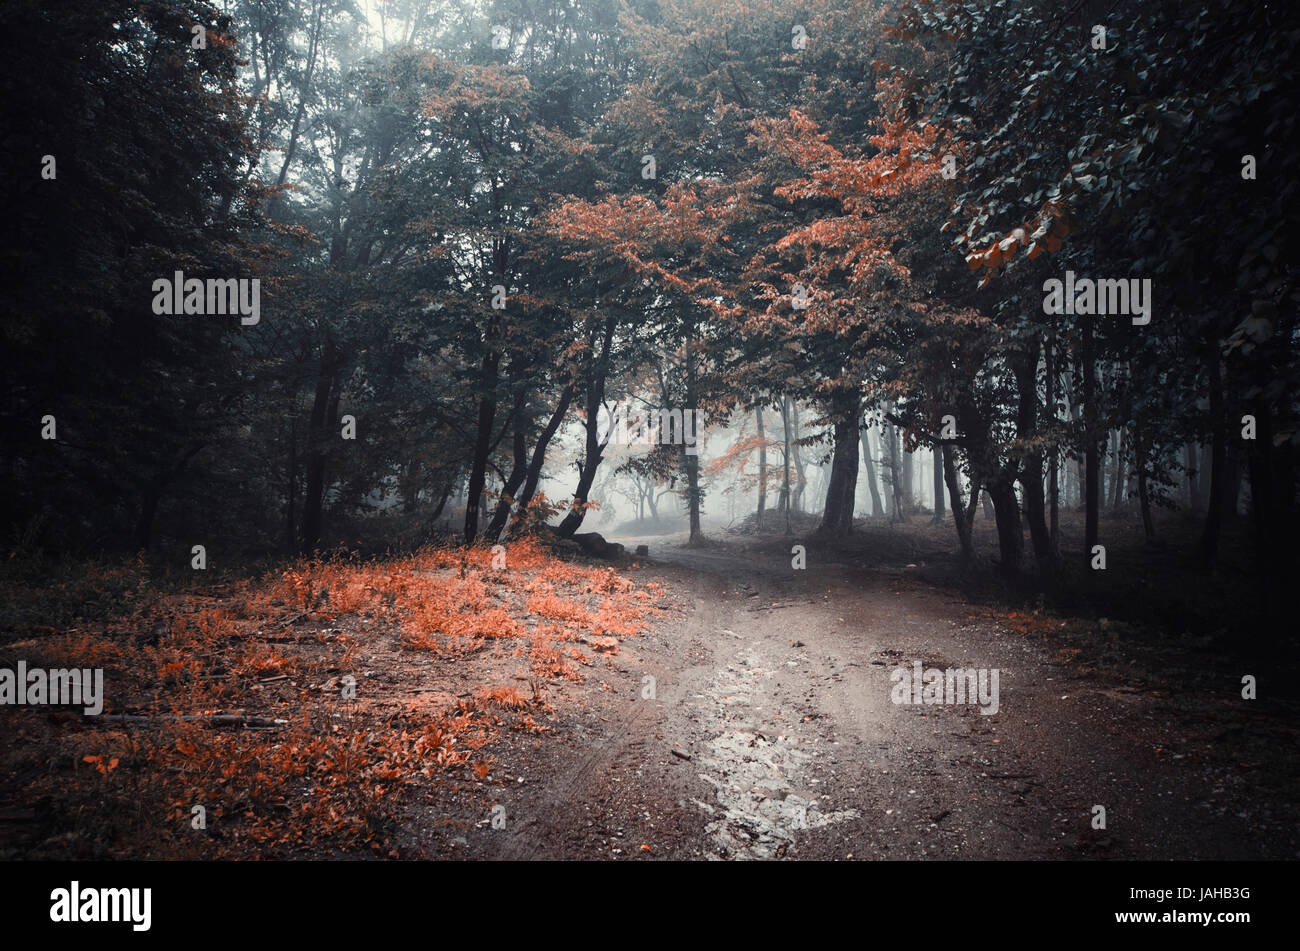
432, 532, 1296, 861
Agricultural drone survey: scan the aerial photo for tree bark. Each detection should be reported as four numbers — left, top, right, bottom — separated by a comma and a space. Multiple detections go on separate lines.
1199, 443, 1212, 511
301, 337, 340, 553
988, 474, 1023, 576
780, 396, 793, 533
485, 427, 528, 541
1110, 428, 1126, 511
462, 349, 500, 545
756, 402, 767, 529
860, 424, 883, 517
942, 444, 976, 561
1082, 326, 1101, 559
818, 391, 860, 535
901, 445, 914, 514
402, 458, 421, 514
557, 316, 617, 538
886, 416, 905, 522
1138, 462, 1155, 543
790, 401, 807, 512
285, 419, 298, 555
516, 382, 574, 513
1013, 345, 1054, 577
681, 320, 705, 544
931, 446, 945, 524
428, 479, 454, 524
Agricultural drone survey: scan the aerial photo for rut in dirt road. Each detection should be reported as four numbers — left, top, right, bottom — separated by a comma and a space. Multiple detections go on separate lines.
478, 534, 1296, 861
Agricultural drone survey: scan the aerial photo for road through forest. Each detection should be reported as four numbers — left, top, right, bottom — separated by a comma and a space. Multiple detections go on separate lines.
438, 532, 1294, 861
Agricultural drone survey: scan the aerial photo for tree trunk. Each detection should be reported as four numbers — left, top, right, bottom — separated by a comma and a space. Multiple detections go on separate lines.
462, 349, 500, 545
684, 444, 703, 540
681, 320, 705, 544
1110, 428, 1126, 511
1199, 443, 1213, 511
931, 446, 945, 524
860, 424, 883, 517
818, 391, 860, 535
1082, 327, 1100, 559
1105, 432, 1114, 509
133, 478, 163, 552
301, 338, 340, 553
1013, 346, 1054, 577
901, 446, 914, 514
1200, 353, 1228, 566
942, 444, 976, 561
886, 417, 906, 522
428, 479, 453, 524
756, 403, 767, 529
402, 458, 421, 514
556, 321, 617, 539
485, 428, 528, 541
1138, 465, 1155, 543
285, 419, 298, 555
988, 475, 1023, 576
1225, 456, 1243, 519
131, 436, 205, 550
780, 396, 793, 533
516, 382, 575, 513
791, 401, 806, 512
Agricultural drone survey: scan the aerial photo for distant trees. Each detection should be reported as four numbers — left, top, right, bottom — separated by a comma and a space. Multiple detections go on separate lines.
888, 0, 1297, 601
1, 0, 1292, 630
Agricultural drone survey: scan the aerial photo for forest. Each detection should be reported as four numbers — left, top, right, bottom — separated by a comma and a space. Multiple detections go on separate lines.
0, 0, 1296, 869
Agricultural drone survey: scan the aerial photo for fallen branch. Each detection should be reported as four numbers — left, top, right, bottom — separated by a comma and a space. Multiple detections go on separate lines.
747, 600, 817, 612
98, 714, 288, 730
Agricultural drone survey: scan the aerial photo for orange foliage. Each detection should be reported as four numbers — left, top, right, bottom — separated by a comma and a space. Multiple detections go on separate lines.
0, 537, 659, 858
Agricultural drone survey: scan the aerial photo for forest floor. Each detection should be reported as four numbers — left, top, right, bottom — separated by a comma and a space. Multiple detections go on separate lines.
2, 515, 1296, 860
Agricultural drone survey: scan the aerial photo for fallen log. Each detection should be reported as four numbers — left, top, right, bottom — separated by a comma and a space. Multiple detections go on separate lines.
572, 531, 609, 556
572, 532, 630, 561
